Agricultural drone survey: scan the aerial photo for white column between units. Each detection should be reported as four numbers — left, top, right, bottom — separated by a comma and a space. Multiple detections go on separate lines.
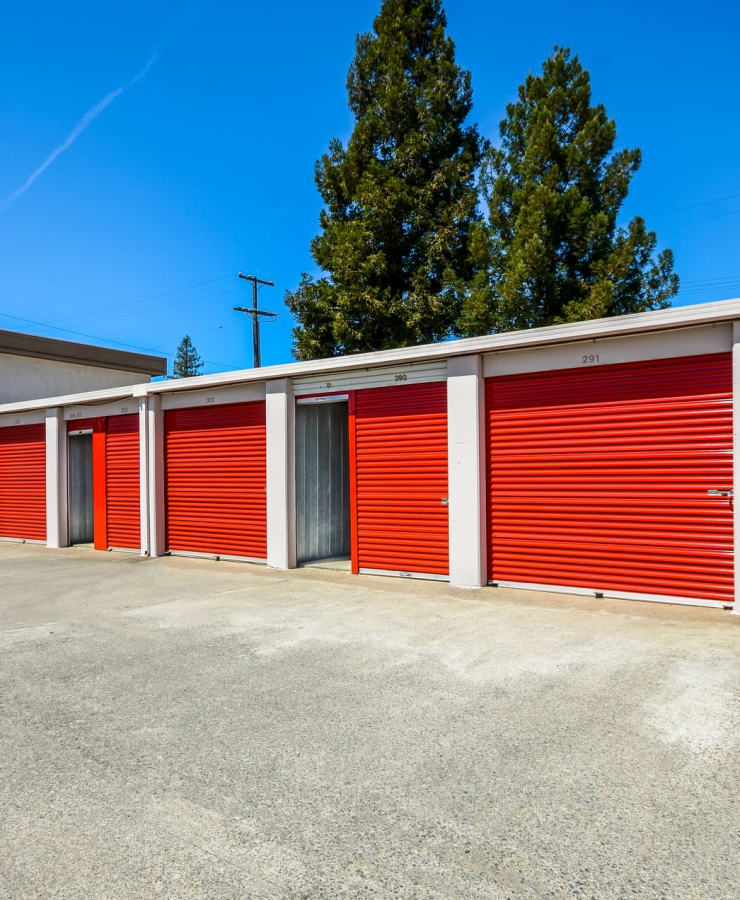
447, 355, 487, 588
45, 407, 68, 549
147, 394, 166, 558
265, 378, 296, 569
137, 395, 150, 557
733, 322, 740, 614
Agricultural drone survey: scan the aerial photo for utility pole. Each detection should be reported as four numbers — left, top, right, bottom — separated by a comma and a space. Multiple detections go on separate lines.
235, 273, 276, 368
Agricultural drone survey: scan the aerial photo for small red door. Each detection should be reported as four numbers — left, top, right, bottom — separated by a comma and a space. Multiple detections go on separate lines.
352, 381, 448, 576
485, 353, 733, 603
0, 424, 46, 541
164, 402, 267, 558
105, 414, 140, 549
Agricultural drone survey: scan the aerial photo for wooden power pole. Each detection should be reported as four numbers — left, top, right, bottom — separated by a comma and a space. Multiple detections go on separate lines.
235, 273, 276, 368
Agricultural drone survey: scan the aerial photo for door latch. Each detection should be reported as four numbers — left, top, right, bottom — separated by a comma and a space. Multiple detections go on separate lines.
441, 497, 449, 506
707, 489, 734, 498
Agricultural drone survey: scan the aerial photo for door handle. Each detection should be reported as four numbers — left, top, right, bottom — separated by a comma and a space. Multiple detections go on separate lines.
707, 489, 733, 498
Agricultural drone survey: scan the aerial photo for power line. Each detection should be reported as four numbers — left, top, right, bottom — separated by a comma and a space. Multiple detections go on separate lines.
46, 273, 234, 324
0, 310, 168, 355
674, 207, 740, 228
676, 186, 740, 210
81, 286, 245, 326
0, 309, 244, 373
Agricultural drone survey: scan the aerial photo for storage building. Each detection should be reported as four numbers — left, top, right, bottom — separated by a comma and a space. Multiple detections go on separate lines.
0, 299, 736, 613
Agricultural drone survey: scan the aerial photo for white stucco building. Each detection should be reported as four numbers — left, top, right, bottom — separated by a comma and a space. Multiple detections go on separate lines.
0, 329, 166, 404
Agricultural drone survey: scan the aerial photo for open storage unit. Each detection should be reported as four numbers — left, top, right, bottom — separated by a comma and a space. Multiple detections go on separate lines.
66, 413, 141, 551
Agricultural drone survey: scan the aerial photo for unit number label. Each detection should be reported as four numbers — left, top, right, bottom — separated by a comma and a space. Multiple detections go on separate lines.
581, 353, 600, 365
394, 373, 408, 382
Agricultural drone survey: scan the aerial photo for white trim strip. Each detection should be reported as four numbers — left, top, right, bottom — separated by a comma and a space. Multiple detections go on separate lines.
167, 550, 267, 565
359, 567, 449, 582
483, 323, 732, 378
489, 580, 731, 610
0, 386, 135, 416
65, 400, 138, 420
0, 537, 46, 545
0, 410, 45, 428
159, 381, 266, 411
293, 360, 447, 395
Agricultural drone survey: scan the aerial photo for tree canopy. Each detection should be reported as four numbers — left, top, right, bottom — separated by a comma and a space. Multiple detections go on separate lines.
460, 47, 678, 334
285, 0, 484, 359
287, 11, 679, 355
172, 334, 203, 378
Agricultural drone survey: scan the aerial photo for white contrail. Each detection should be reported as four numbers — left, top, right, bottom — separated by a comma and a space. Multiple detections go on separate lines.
1, 53, 157, 213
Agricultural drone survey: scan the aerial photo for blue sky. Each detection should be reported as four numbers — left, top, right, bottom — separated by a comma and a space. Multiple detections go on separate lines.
1, 1, 738, 374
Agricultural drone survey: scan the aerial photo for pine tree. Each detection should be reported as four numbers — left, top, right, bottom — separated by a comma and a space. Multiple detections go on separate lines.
171, 334, 203, 378
286, 0, 483, 359
459, 47, 679, 335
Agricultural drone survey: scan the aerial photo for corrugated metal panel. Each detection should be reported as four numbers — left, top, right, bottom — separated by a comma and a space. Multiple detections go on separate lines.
164, 401, 266, 558
68, 434, 93, 544
106, 413, 140, 549
294, 359, 447, 396
354, 382, 449, 576
0, 423, 46, 540
486, 353, 733, 604
296, 401, 350, 563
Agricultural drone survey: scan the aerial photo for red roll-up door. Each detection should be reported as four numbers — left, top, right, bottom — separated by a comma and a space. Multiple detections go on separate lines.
106, 414, 140, 549
353, 382, 448, 576
164, 402, 267, 558
486, 353, 733, 604
0, 424, 46, 541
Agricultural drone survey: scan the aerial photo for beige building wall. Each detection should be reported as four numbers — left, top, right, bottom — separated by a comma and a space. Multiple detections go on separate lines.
0, 352, 152, 404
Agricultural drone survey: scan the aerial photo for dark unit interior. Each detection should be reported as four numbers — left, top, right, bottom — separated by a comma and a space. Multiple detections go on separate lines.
295, 401, 350, 564
68, 433, 93, 545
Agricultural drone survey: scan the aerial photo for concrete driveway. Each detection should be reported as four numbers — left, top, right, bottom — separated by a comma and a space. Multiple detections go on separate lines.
0, 543, 737, 899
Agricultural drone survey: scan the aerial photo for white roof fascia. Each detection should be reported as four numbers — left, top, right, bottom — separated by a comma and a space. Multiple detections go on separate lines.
143, 296, 740, 394
0, 297, 739, 416
0, 386, 137, 416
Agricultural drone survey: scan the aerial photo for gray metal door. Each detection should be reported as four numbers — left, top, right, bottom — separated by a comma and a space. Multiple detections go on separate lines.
296, 401, 350, 563
69, 434, 93, 544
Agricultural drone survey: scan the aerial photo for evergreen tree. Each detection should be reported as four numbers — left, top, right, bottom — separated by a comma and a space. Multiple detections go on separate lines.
286, 0, 483, 359
460, 47, 678, 335
171, 334, 203, 378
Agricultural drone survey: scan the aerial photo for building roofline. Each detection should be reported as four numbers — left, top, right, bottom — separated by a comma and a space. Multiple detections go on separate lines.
0, 297, 738, 415
0, 329, 167, 376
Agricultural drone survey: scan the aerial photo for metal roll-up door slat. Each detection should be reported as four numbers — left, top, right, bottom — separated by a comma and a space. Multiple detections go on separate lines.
0, 424, 46, 541
486, 352, 733, 604
354, 382, 449, 577
106, 414, 140, 549
164, 402, 266, 558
